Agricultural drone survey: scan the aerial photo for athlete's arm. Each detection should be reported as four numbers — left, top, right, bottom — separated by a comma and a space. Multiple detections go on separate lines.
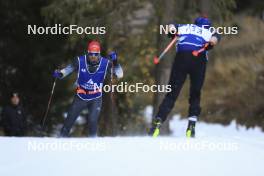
59, 58, 78, 79
107, 62, 123, 79
113, 63, 123, 79
108, 52, 123, 79
207, 33, 221, 50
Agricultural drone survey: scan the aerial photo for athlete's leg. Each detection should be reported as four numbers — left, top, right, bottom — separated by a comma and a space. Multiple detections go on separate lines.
86, 97, 102, 137
155, 53, 189, 122
60, 96, 87, 137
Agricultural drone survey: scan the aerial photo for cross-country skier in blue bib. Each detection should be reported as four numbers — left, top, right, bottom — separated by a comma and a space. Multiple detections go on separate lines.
53, 41, 123, 137
149, 17, 220, 138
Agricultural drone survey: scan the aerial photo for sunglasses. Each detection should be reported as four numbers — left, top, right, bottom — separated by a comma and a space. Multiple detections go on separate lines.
88, 53, 100, 57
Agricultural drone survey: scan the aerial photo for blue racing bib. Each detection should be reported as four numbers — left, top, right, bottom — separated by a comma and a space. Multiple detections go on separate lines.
77, 55, 109, 100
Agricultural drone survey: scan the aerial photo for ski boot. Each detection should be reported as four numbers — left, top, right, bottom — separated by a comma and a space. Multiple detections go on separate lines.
186, 117, 197, 138
149, 118, 162, 137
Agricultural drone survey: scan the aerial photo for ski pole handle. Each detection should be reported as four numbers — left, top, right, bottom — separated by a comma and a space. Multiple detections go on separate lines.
192, 43, 209, 57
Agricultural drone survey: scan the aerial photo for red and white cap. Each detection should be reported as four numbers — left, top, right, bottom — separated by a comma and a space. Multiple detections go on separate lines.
87, 41, 101, 53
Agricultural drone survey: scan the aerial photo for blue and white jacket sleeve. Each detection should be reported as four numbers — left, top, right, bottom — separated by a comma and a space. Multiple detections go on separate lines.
108, 63, 123, 79
60, 59, 78, 79
114, 64, 123, 78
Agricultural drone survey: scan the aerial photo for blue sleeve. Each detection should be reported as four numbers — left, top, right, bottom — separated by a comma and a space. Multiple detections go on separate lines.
60, 58, 78, 79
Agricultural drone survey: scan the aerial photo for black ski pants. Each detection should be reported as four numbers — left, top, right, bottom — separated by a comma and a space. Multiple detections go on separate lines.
156, 52, 207, 122
60, 95, 102, 137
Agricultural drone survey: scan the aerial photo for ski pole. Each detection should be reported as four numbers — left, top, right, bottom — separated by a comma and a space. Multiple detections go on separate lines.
110, 61, 114, 103
41, 78, 57, 128
154, 36, 178, 64
192, 43, 209, 57
109, 59, 116, 135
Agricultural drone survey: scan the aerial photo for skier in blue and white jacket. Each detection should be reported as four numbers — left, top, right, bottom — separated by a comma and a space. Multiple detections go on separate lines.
149, 17, 221, 137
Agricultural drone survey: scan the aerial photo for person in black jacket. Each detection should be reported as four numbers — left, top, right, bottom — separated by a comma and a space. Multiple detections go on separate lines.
1, 92, 27, 136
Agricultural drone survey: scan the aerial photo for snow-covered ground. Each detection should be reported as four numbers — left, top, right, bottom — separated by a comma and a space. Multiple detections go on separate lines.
0, 116, 264, 176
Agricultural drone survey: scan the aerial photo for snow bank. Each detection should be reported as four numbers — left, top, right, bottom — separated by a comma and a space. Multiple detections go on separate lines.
0, 115, 263, 176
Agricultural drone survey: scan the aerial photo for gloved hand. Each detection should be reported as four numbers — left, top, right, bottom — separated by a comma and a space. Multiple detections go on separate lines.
108, 51, 117, 62
209, 36, 218, 46
108, 51, 118, 66
53, 70, 63, 79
